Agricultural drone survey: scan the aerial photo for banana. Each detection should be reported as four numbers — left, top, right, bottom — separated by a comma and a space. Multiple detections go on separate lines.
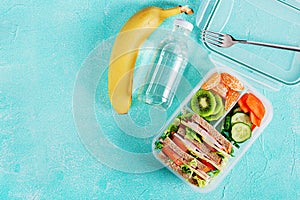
108, 5, 194, 114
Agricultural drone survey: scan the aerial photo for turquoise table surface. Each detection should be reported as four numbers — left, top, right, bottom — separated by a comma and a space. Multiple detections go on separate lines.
1, 0, 300, 199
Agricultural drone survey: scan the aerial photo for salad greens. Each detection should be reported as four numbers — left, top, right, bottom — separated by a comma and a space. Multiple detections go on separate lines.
207, 169, 220, 177
180, 164, 192, 175
154, 140, 163, 150
193, 176, 206, 188
155, 117, 181, 149
177, 113, 193, 121
185, 127, 202, 143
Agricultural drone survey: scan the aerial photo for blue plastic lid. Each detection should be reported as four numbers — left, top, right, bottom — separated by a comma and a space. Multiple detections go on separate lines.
196, 0, 300, 90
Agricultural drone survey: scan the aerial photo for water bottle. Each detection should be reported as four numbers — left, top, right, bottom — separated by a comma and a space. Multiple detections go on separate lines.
138, 19, 194, 109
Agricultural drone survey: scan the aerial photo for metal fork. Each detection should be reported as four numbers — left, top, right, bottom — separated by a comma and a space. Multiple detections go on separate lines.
201, 30, 300, 52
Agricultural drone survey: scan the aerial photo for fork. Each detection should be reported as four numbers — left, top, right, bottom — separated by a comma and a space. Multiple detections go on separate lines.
201, 30, 300, 52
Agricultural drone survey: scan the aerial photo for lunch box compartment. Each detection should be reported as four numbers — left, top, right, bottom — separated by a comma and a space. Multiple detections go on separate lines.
184, 68, 249, 127
152, 67, 273, 193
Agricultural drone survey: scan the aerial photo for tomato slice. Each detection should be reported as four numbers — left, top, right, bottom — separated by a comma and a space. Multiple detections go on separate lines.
199, 159, 216, 172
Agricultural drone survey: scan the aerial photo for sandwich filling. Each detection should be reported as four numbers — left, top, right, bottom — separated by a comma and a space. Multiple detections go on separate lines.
155, 112, 233, 187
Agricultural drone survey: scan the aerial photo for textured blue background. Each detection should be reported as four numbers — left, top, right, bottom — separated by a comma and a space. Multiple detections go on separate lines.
0, 0, 299, 199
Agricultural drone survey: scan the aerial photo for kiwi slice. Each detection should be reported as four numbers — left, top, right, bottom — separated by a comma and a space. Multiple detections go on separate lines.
212, 93, 223, 115
191, 89, 216, 117
205, 107, 225, 121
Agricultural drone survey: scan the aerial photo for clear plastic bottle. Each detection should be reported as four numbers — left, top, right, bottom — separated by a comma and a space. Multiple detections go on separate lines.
139, 19, 194, 109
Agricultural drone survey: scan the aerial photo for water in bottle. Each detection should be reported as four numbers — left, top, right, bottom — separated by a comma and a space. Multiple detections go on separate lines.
139, 19, 194, 110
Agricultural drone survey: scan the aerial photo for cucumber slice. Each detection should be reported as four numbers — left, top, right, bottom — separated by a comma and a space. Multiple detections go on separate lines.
231, 122, 251, 143
231, 112, 252, 127
233, 107, 242, 113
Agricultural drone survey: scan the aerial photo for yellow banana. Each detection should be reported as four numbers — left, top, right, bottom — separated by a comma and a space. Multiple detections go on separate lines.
108, 5, 194, 114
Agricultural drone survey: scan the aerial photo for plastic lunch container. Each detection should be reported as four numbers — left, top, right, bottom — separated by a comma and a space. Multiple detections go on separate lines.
150, 0, 300, 193
152, 68, 273, 193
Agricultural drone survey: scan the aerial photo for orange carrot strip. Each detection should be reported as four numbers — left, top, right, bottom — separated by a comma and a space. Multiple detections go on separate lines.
238, 93, 250, 113
246, 93, 265, 119
250, 112, 261, 127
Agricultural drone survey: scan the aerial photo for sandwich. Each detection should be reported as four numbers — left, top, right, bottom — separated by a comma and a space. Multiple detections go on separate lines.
155, 111, 233, 187
181, 113, 233, 156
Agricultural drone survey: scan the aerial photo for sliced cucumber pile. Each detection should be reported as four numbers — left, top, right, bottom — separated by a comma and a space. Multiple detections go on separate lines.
221, 106, 253, 145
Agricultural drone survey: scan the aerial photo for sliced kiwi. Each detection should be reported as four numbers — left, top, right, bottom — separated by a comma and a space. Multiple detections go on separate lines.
212, 93, 223, 115
191, 89, 216, 117
205, 106, 225, 121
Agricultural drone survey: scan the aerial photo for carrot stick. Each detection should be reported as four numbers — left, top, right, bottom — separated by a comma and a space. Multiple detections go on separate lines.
246, 93, 265, 120
238, 93, 250, 113
250, 112, 261, 127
